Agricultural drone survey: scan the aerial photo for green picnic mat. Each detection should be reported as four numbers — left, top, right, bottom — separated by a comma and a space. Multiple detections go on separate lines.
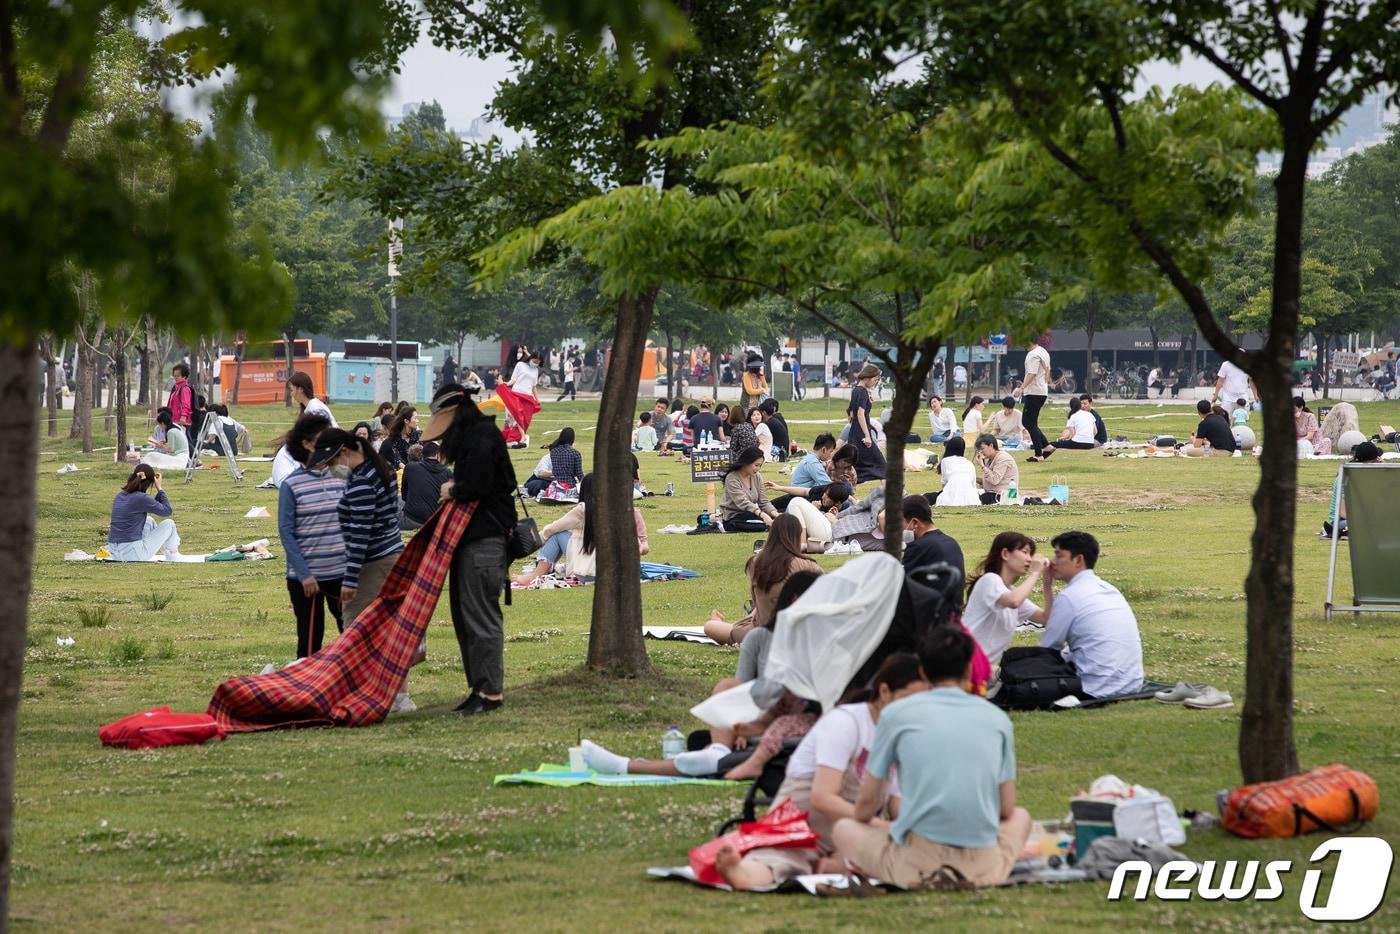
494, 762, 742, 787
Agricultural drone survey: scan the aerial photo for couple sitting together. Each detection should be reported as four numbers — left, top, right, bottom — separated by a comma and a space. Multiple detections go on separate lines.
584, 624, 1031, 890
962, 529, 1144, 701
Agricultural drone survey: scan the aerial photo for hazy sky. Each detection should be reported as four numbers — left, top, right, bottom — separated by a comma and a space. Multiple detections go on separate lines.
383, 32, 515, 135
382, 35, 1234, 135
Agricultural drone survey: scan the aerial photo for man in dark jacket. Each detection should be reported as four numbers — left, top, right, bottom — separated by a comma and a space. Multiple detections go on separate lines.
421, 383, 518, 716
759, 398, 791, 460
400, 441, 453, 529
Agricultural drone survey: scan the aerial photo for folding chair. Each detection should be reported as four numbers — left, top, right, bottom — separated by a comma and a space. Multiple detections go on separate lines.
184, 411, 244, 483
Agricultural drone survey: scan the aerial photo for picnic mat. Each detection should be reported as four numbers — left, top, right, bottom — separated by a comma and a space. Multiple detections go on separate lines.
206, 500, 477, 732
495, 763, 740, 788
647, 858, 1090, 894
1063, 680, 1174, 710
642, 626, 718, 645
64, 550, 275, 563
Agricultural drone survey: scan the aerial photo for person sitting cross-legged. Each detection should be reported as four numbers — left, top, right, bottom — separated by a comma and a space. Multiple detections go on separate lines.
1038, 397, 1100, 460
833, 628, 1032, 890
1040, 530, 1143, 699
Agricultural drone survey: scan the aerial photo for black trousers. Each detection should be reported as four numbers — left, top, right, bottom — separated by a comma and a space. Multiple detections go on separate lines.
1022, 394, 1049, 456
450, 535, 508, 697
524, 475, 549, 498
287, 577, 344, 658
555, 380, 576, 402
979, 491, 1000, 505
722, 511, 768, 532
1050, 439, 1096, 450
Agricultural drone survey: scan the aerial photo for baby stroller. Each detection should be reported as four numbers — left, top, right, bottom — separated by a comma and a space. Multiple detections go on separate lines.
711, 556, 965, 834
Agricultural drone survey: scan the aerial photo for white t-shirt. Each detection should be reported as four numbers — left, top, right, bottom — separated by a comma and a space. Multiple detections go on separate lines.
928, 408, 958, 437
963, 408, 983, 434
303, 396, 337, 428
964, 573, 1040, 666
1067, 409, 1097, 444
786, 704, 895, 796
511, 361, 540, 396
1217, 361, 1251, 403
1022, 345, 1051, 396
1147, 368, 1160, 386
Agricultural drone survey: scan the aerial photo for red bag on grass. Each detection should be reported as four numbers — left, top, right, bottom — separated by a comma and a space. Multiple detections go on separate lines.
688, 799, 820, 886
1221, 763, 1378, 838
99, 706, 225, 750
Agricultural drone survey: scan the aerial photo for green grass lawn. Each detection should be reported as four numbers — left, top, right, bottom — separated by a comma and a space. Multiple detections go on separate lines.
16, 396, 1400, 931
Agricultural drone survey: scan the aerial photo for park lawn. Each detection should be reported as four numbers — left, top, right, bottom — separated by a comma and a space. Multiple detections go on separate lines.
14, 396, 1400, 931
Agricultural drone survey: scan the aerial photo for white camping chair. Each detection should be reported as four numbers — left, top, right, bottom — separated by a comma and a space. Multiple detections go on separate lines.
183, 410, 244, 483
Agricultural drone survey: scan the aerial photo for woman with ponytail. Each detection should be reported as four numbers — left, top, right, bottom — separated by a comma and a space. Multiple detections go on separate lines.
306, 428, 403, 626
106, 464, 182, 561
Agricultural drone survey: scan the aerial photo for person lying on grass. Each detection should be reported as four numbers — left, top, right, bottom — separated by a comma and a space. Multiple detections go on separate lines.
703, 514, 821, 645
711, 654, 931, 890
719, 572, 824, 782
773, 483, 854, 553
833, 628, 1032, 890
583, 574, 828, 782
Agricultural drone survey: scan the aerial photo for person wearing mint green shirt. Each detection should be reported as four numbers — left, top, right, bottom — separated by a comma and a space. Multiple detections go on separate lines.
833, 628, 1031, 889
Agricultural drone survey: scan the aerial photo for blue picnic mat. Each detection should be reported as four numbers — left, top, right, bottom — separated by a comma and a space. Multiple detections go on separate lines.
494, 763, 739, 787
640, 562, 702, 581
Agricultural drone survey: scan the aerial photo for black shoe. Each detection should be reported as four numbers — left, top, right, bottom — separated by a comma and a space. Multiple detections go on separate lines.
455, 694, 503, 716
451, 693, 479, 713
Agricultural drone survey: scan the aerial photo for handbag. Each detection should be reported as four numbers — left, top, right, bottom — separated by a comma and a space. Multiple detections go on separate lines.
1047, 476, 1070, 505
506, 488, 544, 561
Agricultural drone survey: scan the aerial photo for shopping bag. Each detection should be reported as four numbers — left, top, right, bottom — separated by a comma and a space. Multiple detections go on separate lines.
688, 799, 820, 886
1048, 476, 1070, 505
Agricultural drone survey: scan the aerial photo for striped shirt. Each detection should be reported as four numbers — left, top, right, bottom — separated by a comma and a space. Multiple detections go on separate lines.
337, 462, 403, 590
278, 467, 347, 581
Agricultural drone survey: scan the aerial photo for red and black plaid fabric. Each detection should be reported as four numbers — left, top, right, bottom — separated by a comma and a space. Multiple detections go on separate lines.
207, 499, 477, 732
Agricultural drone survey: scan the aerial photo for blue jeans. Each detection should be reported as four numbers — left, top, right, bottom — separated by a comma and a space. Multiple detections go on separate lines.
540, 530, 570, 564
108, 516, 180, 561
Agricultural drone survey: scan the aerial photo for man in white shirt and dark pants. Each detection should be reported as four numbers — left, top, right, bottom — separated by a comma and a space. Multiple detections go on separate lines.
1041, 531, 1143, 698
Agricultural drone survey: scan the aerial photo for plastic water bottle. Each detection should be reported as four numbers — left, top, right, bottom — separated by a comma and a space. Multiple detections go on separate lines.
1006, 481, 1018, 504
662, 724, 685, 760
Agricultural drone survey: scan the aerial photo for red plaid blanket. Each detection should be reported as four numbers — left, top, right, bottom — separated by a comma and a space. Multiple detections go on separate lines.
207, 499, 477, 731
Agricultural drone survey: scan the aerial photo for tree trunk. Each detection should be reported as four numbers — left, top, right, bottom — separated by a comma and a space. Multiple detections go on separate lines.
823, 336, 830, 400
39, 336, 60, 437
665, 330, 674, 399
880, 341, 939, 559
70, 336, 90, 441
0, 341, 39, 922
283, 332, 295, 407
1149, 326, 1160, 368
1318, 331, 1331, 400
586, 292, 656, 676
1236, 133, 1307, 784
103, 344, 116, 435
943, 338, 957, 398
136, 335, 149, 407
114, 331, 129, 457
231, 336, 246, 406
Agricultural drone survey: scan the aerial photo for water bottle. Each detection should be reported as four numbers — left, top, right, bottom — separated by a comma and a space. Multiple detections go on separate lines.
1006, 481, 1018, 504
662, 724, 685, 760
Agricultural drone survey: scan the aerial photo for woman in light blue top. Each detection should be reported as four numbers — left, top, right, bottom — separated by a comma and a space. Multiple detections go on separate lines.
107, 465, 181, 561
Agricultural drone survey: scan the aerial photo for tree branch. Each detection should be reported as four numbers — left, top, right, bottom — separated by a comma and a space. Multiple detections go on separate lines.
1265, 0, 1296, 80
444, 0, 526, 56
1295, 0, 1330, 78
817, 287, 900, 345
1171, 31, 1282, 112
1127, 219, 1248, 369
37, 64, 89, 152
1096, 82, 1128, 156
1315, 72, 1389, 137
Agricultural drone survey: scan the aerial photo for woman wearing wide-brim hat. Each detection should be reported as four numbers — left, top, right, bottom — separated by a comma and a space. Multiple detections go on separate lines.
420, 383, 519, 716
847, 363, 886, 482
741, 354, 769, 412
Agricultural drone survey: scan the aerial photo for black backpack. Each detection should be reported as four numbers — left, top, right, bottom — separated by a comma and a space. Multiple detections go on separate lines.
993, 647, 1081, 710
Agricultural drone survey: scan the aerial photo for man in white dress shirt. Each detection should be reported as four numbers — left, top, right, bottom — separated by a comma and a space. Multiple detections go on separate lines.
1040, 531, 1143, 698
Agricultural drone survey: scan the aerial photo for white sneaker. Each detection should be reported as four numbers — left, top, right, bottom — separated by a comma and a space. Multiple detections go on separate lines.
390, 692, 418, 713
1183, 687, 1233, 709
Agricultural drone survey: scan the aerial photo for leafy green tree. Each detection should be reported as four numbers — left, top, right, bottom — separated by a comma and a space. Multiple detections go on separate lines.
783, 0, 1400, 781
393, 0, 778, 674
0, 1, 412, 917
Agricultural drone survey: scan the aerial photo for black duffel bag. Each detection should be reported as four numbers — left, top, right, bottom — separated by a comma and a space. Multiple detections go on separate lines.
993, 647, 1082, 710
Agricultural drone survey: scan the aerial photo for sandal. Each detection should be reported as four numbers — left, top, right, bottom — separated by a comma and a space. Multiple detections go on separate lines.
915, 864, 976, 892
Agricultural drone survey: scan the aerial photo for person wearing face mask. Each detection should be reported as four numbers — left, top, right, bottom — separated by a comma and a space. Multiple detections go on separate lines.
276, 413, 345, 657
961, 531, 1054, 667
307, 428, 404, 627
899, 496, 964, 579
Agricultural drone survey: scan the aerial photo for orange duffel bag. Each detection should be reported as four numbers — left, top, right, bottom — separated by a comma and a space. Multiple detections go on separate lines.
1222, 764, 1379, 838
